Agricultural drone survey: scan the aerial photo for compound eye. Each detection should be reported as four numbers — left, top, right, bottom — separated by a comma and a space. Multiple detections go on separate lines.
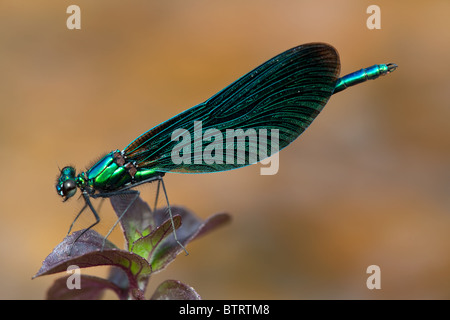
62, 179, 77, 198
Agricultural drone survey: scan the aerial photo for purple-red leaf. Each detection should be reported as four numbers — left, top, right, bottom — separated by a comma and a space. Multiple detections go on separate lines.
34, 230, 152, 290
150, 280, 201, 300
107, 266, 129, 294
46, 274, 127, 300
190, 211, 231, 241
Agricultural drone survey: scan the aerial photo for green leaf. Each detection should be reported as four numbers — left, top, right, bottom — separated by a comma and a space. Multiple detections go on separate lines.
148, 207, 231, 273
131, 215, 182, 262
109, 195, 155, 250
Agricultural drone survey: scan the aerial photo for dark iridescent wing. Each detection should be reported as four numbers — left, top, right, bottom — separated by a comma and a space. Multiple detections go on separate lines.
123, 43, 340, 173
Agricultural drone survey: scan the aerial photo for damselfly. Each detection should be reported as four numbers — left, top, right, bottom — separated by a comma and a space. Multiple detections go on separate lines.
56, 43, 397, 254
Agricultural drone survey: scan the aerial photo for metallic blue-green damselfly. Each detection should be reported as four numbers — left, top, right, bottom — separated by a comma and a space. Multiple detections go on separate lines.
56, 43, 397, 254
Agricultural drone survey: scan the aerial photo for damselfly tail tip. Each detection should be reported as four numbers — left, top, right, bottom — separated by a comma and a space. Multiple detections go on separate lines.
386, 63, 398, 73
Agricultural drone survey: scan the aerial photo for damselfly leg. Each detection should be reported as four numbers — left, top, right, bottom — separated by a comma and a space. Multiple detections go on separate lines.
67, 176, 187, 256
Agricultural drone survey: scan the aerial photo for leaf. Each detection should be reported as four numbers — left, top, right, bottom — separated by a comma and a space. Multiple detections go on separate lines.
36, 198, 232, 300
150, 280, 201, 300
153, 207, 231, 242
145, 207, 231, 273
131, 215, 182, 261
107, 266, 129, 294
46, 274, 127, 300
190, 211, 232, 241
110, 194, 155, 250
33, 230, 152, 289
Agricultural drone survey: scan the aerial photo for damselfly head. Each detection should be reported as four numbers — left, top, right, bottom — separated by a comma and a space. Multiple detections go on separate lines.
56, 166, 77, 201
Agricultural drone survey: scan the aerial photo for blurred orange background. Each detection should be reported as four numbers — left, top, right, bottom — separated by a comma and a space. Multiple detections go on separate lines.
1, 1, 449, 299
